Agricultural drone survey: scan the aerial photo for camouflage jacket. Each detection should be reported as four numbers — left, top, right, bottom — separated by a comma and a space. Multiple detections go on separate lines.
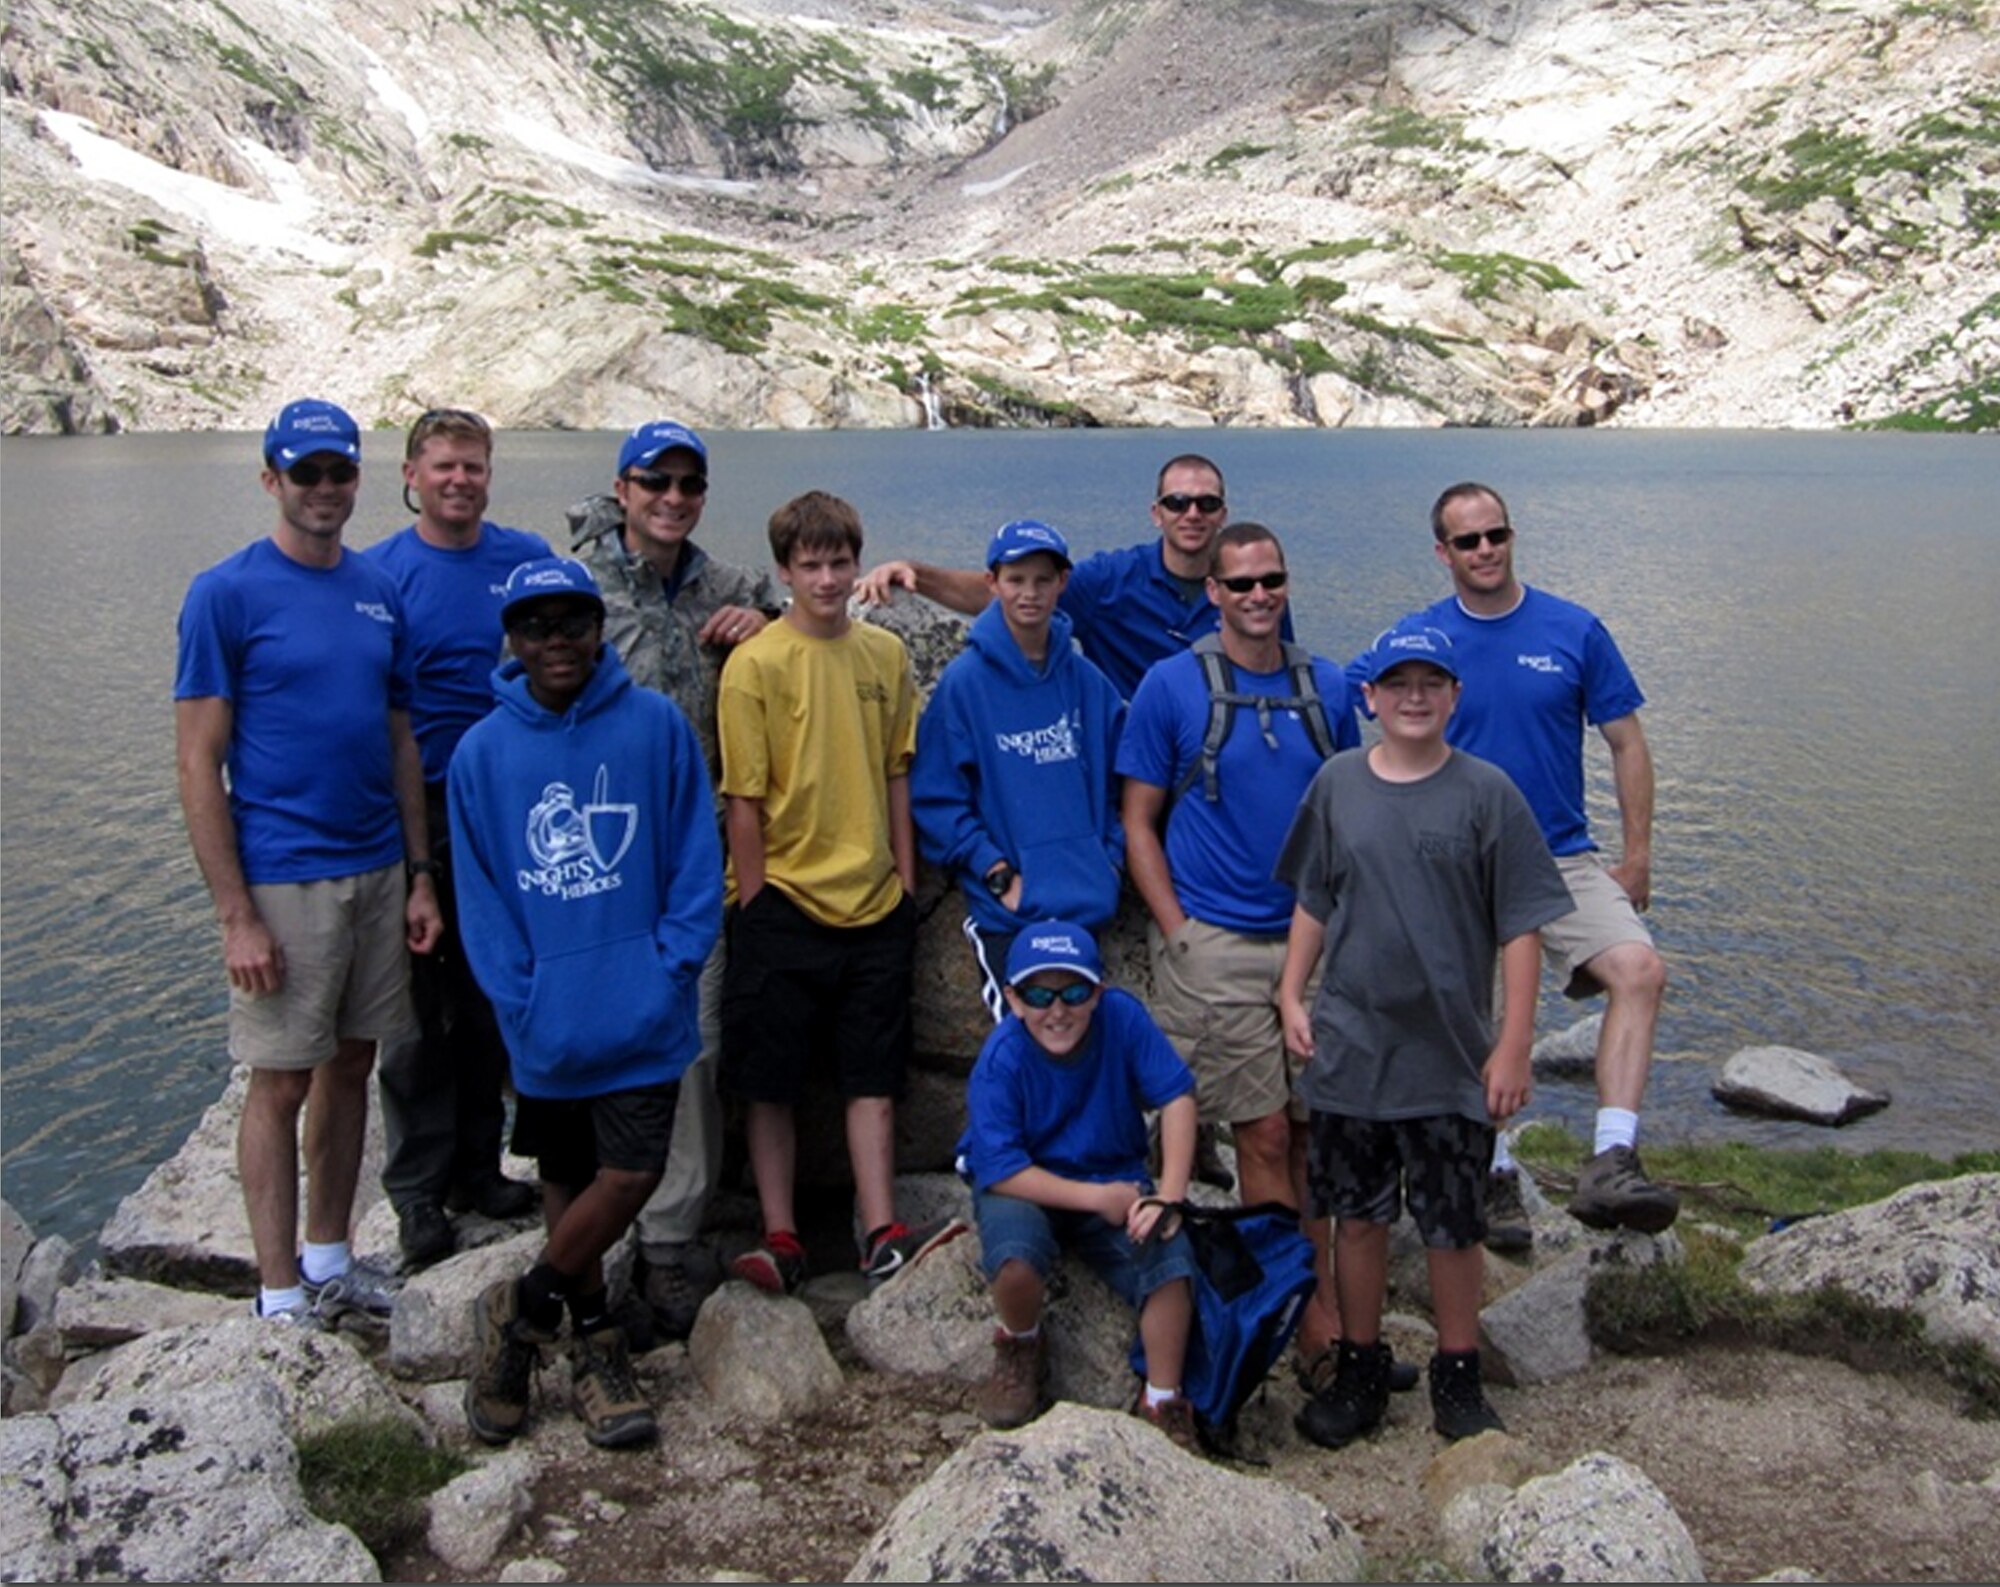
566, 493, 783, 784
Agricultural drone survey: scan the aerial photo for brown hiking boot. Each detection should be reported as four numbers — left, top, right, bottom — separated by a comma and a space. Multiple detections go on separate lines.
1568, 1145, 1680, 1234
1137, 1392, 1202, 1455
1484, 1167, 1535, 1255
570, 1326, 657, 1449
465, 1278, 556, 1445
975, 1329, 1047, 1429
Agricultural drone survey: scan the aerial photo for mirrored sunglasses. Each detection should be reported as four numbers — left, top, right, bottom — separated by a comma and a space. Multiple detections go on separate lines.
1014, 981, 1097, 1010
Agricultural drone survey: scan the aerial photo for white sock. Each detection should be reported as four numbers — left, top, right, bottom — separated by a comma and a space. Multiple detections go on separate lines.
1001, 1323, 1041, 1342
1491, 1134, 1518, 1174
259, 1285, 307, 1317
1144, 1382, 1181, 1408
300, 1241, 351, 1285
1594, 1108, 1639, 1157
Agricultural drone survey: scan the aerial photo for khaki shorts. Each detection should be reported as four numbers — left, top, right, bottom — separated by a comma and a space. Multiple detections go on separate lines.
229, 863, 416, 1070
1543, 852, 1655, 999
1148, 917, 1314, 1126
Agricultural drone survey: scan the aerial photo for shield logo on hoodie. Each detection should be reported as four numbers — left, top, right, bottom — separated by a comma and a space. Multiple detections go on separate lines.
582, 763, 637, 874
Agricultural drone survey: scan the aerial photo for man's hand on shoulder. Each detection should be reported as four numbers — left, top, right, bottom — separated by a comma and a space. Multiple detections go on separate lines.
697, 604, 770, 648
855, 560, 918, 607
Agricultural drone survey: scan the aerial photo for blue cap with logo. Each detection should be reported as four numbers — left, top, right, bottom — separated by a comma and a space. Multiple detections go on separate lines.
264, 398, 361, 468
501, 557, 606, 624
617, 419, 707, 477
1359, 617, 1460, 683
985, 518, 1072, 571
1005, 920, 1104, 987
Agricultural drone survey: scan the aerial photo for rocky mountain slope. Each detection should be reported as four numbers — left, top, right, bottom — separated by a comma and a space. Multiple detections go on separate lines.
4, 0, 1996, 434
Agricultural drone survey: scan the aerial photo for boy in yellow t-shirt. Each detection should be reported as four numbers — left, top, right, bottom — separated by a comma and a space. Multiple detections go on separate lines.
718, 490, 965, 1293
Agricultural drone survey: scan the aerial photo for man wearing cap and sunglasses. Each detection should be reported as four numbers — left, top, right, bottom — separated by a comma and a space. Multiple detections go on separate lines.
1417, 481, 1677, 1244
174, 398, 444, 1329
858, 454, 1283, 700
365, 408, 551, 1268
566, 420, 783, 1339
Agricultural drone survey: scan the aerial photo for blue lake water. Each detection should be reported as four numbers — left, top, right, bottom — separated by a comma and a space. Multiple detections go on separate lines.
2, 426, 1997, 1246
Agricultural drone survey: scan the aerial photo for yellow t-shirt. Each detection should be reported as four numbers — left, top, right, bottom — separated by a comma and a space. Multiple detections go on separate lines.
717, 618, 916, 927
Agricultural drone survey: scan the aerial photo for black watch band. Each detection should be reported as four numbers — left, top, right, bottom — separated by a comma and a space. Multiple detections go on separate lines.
407, 859, 443, 880
983, 863, 1015, 899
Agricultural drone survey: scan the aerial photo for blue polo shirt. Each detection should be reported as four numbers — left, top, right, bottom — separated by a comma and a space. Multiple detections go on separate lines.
1058, 541, 1205, 699
1418, 587, 1645, 857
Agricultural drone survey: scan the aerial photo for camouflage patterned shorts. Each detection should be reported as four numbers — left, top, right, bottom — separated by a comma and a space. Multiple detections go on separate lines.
1304, 1111, 1497, 1251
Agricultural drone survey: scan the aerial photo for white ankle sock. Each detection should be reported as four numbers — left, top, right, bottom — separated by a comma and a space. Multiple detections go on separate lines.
1144, 1382, 1181, 1408
1594, 1108, 1639, 1156
1492, 1134, 1518, 1174
260, 1285, 307, 1317
300, 1241, 350, 1285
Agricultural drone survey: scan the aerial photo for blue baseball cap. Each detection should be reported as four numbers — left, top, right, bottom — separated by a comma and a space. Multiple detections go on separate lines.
1359, 618, 1461, 683
500, 557, 606, 624
264, 399, 361, 468
985, 518, 1072, 570
617, 419, 707, 477
1005, 920, 1104, 987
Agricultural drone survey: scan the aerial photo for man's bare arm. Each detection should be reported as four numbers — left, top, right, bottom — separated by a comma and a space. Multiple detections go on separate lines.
1599, 712, 1655, 911
175, 696, 284, 994
855, 559, 991, 615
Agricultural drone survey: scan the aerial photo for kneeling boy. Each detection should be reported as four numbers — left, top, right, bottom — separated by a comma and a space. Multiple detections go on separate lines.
958, 920, 1202, 1451
1275, 619, 1571, 1447
448, 558, 722, 1448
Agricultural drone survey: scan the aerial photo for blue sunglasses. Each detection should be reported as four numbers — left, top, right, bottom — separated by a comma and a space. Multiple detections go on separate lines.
1014, 981, 1097, 1010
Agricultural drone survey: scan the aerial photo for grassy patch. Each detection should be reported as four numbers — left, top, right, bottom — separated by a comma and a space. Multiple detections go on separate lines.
413, 230, 495, 259
1436, 250, 1580, 300
1207, 141, 1274, 170
848, 303, 929, 345
1363, 104, 1485, 154
296, 1419, 467, 1559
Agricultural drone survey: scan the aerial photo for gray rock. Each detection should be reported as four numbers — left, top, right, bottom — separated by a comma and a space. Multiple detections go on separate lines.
11, 1232, 78, 1335
1739, 1173, 2000, 1359
97, 1068, 393, 1293
1, 1198, 30, 1337
1531, 1012, 1604, 1077
0, 1378, 380, 1582
1480, 1450, 1706, 1582
497, 1560, 570, 1583
1713, 1045, 1890, 1125
846, 1400, 1365, 1582
389, 1229, 544, 1383
54, 1274, 243, 1348
51, 1315, 423, 1442
428, 1449, 537, 1573
689, 1282, 845, 1421
1481, 1231, 1681, 1387
2, 1325, 67, 1415
846, 1225, 1143, 1411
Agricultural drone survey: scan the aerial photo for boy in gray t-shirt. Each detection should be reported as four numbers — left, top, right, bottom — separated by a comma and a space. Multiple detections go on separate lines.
1275, 618, 1570, 1450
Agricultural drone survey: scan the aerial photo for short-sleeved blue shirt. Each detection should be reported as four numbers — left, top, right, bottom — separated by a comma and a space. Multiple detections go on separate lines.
364, 522, 553, 782
1118, 648, 1361, 936
1059, 541, 1219, 699
1417, 588, 1645, 857
175, 539, 410, 884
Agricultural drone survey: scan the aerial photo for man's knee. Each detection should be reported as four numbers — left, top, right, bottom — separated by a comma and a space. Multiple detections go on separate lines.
1234, 1109, 1291, 1167
1590, 941, 1668, 1005
245, 1064, 314, 1116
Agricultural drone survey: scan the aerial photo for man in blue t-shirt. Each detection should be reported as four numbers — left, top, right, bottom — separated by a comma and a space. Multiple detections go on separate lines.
1118, 522, 1361, 1381
1417, 481, 1677, 1241
364, 408, 551, 1268
174, 399, 443, 1329
855, 454, 1287, 699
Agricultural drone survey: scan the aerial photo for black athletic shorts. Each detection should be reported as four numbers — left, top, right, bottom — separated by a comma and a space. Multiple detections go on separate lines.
511, 1080, 679, 1194
1304, 1110, 1496, 1251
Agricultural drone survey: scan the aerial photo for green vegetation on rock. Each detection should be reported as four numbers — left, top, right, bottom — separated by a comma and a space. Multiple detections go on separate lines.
297, 1419, 467, 1559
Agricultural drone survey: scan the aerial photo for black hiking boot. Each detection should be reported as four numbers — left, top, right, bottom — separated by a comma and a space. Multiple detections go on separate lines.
1295, 1338, 1391, 1450
1429, 1348, 1507, 1441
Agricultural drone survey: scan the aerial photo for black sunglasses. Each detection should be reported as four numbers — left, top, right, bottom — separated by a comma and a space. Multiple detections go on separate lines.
1446, 526, 1514, 552
1157, 492, 1225, 515
626, 469, 708, 497
1215, 570, 1289, 594
509, 612, 600, 642
1014, 981, 1097, 1010
285, 459, 358, 487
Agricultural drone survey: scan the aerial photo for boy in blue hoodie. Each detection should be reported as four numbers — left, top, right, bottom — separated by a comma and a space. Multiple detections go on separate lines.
448, 558, 722, 1450
912, 519, 1127, 1021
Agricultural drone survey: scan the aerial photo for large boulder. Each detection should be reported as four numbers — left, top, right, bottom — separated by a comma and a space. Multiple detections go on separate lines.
1712, 1045, 1890, 1125
0, 1378, 381, 1582
689, 1282, 845, 1421
846, 1401, 1366, 1582
1480, 1229, 1683, 1386
1738, 1173, 2000, 1359
1477, 1450, 1705, 1582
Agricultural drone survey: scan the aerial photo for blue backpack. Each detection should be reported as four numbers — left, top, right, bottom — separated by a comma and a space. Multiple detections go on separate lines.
1131, 1200, 1317, 1447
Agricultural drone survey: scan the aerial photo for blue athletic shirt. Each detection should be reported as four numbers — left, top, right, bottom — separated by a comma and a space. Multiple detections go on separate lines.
1417, 588, 1645, 857
1117, 647, 1361, 936
174, 539, 411, 884
363, 522, 552, 783
958, 987, 1195, 1192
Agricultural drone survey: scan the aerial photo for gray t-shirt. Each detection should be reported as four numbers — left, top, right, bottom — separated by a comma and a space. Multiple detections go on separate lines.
1275, 747, 1572, 1124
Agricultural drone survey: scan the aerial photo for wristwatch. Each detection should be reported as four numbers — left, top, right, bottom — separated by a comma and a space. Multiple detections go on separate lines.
407, 859, 443, 882
983, 862, 1016, 900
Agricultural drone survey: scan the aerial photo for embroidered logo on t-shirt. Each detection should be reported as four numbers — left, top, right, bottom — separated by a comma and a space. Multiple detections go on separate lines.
354, 601, 394, 624
1516, 654, 1565, 675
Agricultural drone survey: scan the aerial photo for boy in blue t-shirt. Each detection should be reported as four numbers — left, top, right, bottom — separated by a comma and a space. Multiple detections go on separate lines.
957, 921, 1202, 1451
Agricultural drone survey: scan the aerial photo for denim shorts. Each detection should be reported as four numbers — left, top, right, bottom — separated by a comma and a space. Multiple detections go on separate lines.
974, 1187, 1196, 1309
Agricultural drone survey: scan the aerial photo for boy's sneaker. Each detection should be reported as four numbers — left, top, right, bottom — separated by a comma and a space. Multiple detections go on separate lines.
254, 1297, 324, 1330
1484, 1168, 1535, 1255
1136, 1392, 1202, 1455
465, 1278, 556, 1445
304, 1258, 399, 1329
570, 1326, 657, 1449
975, 1329, 1048, 1429
732, 1231, 808, 1296
1295, 1338, 1392, 1450
1296, 1340, 1420, 1397
1567, 1145, 1680, 1234
1429, 1349, 1507, 1441
862, 1217, 969, 1288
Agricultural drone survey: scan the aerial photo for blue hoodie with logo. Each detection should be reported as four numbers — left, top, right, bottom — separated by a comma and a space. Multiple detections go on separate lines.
912, 603, 1127, 935
447, 644, 722, 1100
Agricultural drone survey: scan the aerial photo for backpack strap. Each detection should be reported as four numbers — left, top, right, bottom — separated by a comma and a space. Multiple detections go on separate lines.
1168, 635, 1337, 808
